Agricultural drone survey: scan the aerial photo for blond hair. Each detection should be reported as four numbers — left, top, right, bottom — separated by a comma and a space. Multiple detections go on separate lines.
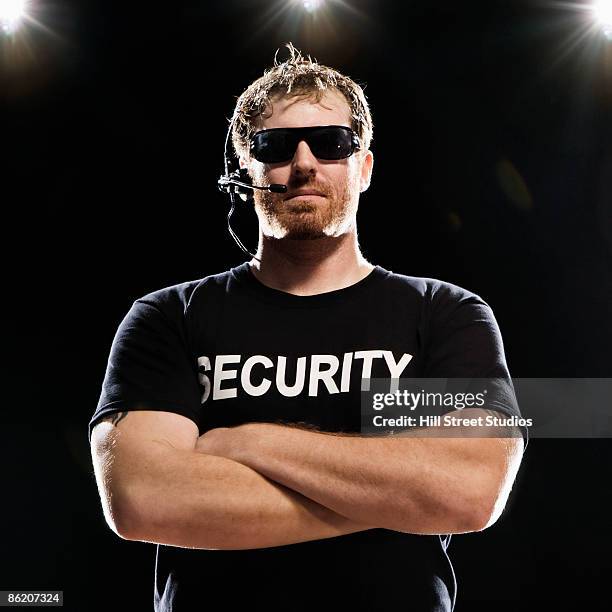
231, 43, 373, 159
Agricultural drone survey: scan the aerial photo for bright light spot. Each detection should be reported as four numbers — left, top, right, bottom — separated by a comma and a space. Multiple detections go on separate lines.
302, 0, 324, 13
592, 0, 612, 39
0, 0, 28, 34
593, 1, 612, 26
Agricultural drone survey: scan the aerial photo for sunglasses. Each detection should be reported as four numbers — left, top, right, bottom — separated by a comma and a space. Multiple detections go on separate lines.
249, 125, 361, 164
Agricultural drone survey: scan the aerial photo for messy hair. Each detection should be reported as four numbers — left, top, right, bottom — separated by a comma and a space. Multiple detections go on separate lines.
231, 43, 373, 160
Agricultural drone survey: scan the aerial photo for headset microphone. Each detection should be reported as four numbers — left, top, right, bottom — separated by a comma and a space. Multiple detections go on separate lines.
217, 169, 287, 197
217, 116, 287, 261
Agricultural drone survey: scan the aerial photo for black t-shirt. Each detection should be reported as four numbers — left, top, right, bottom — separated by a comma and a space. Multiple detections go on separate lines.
89, 262, 525, 612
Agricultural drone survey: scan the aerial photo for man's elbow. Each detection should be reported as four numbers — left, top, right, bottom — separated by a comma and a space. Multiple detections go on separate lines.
439, 497, 499, 534
461, 496, 504, 533
385, 496, 497, 535
95, 498, 136, 541
463, 437, 524, 532
99, 486, 158, 542
458, 477, 516, 533
106, 515, 134, 541
111, 507, 150, 541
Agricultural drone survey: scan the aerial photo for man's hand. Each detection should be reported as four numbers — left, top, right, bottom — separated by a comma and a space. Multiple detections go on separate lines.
195, 425, 250, 461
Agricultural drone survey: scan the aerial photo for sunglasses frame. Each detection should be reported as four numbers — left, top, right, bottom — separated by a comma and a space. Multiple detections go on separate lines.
249, 125, 361, 164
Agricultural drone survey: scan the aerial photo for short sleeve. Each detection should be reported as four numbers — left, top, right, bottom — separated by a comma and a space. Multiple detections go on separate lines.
424, 284, 528, 446
88, 297, 202, 442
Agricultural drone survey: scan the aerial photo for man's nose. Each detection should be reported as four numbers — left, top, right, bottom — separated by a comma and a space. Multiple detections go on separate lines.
290, 140, 318, 177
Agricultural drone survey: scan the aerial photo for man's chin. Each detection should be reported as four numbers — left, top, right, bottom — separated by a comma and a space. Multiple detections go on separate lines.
274, 211, 331, 240
279, 225, 328, 240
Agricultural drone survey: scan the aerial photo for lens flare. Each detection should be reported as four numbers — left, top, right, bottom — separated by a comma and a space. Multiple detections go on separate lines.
302, 0, 324, 13
0, 0, 28, 34
593, 0, 612, 26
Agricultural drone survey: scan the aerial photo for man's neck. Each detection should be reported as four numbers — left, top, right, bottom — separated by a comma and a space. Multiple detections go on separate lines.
249, 230, 374, 297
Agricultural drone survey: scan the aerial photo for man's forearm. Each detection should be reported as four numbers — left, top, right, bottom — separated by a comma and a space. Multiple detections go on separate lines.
194, 412, 524, 534
120, 442, 374, 550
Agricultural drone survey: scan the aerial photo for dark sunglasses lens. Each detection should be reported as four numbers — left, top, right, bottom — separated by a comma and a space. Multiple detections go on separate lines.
251, 127, 357, 163
309, 128, 354, 160
251, 131, 296, 163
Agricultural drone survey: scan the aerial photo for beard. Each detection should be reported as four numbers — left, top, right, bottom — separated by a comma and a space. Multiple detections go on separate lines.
253, 178, 358, 240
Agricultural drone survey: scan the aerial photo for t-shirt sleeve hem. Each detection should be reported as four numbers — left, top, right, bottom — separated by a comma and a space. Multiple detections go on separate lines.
482, 405, 529, 448
88, 400, 201, 443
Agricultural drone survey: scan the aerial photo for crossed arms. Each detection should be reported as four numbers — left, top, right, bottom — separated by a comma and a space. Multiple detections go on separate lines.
90, 408, 524, 550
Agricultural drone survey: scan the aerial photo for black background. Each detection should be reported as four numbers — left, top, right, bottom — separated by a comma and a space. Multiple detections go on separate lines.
2, 0, 611, 609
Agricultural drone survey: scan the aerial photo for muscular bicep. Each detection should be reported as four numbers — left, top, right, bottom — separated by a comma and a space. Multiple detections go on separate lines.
90, 410, 199, 537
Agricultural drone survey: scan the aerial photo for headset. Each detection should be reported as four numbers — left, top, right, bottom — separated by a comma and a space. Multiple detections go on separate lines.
217, 116, 287, 261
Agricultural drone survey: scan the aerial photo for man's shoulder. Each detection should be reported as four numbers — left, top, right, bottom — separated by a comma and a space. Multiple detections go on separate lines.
133, 267, 236, 314
380, 266, 484, 305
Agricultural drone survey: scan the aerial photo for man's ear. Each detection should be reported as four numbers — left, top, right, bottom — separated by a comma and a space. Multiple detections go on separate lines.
359, 150, 374, 193
238, 155, 249, 170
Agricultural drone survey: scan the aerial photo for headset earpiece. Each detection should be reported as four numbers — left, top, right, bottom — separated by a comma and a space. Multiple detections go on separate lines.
217, 162, 254, 203
236, 168, 254, 203
218, 117, 285, 259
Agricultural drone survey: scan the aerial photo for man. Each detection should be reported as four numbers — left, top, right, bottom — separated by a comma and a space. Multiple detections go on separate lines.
89, 45, 525, 611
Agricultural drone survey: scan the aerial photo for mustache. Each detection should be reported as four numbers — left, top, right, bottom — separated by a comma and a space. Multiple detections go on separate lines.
284, 181, 330, 196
